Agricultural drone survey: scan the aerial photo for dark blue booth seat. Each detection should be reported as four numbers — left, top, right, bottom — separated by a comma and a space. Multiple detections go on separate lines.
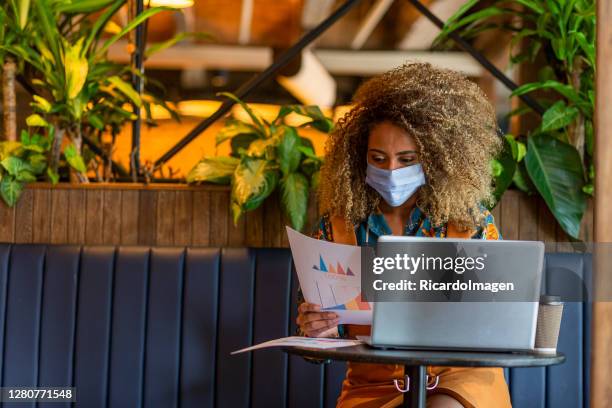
0, 245, 590, 408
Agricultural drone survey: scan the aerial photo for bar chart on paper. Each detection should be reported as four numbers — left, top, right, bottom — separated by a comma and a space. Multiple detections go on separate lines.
287, 227, 372, 324
313, 255, 371, 311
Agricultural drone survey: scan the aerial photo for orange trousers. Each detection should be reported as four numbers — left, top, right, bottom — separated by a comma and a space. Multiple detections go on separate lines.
336, 326, 512, 408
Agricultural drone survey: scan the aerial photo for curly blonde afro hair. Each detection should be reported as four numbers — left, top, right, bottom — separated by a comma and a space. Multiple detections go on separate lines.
318, 62, 501, 230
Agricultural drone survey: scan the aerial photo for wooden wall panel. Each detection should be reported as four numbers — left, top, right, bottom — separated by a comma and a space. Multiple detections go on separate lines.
103, 190, 122, 245
14, 189, 33, 243
0, 184, 593, 247
191, 190, 210, 246
0, 197, 15, 242
50, 188, 69, 243
120, 190, 139, 245
85, 189, 104, 244
32, 188, 51, 242
137, 190, 157, 246
67, 189, 86, 244
156, 190, 176, 246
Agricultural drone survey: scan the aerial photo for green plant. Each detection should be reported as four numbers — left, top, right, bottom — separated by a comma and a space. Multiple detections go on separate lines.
187, 93, 333, 231
1, 0, 183, 184
0, 130, 51, 206
435, 0, 595, 239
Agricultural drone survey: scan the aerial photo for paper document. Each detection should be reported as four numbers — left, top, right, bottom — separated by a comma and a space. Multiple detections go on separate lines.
286, 227, 373, 325
231, 336, 363, 355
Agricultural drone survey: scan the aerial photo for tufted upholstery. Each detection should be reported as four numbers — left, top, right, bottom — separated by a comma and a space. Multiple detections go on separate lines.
0, 245, 590, 408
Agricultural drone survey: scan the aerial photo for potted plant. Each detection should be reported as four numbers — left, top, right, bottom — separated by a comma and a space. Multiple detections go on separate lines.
187, 93, 333, 232
0, 0, 189, 204
435, 0, 595, 239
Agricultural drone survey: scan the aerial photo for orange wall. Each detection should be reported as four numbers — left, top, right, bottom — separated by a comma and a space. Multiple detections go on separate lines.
111, 118, 329, 178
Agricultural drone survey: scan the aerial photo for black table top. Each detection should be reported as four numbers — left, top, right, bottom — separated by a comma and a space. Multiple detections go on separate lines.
283, 344, 565, 368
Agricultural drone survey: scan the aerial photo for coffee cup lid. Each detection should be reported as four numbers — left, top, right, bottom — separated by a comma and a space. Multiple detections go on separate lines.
540, 294, 562, 304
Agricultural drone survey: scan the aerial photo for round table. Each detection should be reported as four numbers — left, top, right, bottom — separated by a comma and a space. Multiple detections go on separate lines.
283, 345, 565, 408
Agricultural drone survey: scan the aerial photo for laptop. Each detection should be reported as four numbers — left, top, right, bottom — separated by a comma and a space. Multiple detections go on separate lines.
362, 236, 544, 352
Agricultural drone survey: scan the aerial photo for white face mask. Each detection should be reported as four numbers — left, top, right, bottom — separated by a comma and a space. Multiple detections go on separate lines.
365, 163, 426, 207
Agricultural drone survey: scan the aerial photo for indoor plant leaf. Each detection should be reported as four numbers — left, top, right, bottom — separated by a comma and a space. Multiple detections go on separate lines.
511, 80, 581, 105
215, 118, 262, 145
64, 144, 88, 174
218, 92, 265, 132
63, 38, 89, 99
56, 0, 116, 14
0, 177, 23, 207
95, 6, 171, 59
541, 101, 579, 132
1, 156, 32, 176
26, 114, 49, 127
186, 156, 239, 184
145, 32, 212, 58
82, 0, 124, 55
277, 126, 301, 176
107, 75, 142, 107
525, 134, 586, 238
280, 172, 309, 231
230, 133, 259, 157
31, 95, 52, 113
231, 158, 278, 213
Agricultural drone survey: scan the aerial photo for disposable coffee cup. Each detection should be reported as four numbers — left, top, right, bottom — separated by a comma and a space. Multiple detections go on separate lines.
534, 295, 563, 354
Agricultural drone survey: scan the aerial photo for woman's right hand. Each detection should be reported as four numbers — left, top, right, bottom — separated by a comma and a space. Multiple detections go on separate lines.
297, 302, 340, 337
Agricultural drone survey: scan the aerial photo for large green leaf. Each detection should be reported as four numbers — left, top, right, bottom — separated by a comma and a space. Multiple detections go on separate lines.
525, 134, 586, 238
541, 100, 579, 132
511, 80, 582, 105
186, 156, 238, 184
280, 172, 309, 231
0, 177, 23, 207
277, 126, 301, 175
231, 158, 277, 214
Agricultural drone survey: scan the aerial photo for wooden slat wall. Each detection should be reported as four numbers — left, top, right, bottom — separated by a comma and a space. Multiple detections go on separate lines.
0, 184, 593, 247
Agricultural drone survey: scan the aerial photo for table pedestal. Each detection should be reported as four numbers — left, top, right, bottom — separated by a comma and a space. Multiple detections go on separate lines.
403, 365, 427, 408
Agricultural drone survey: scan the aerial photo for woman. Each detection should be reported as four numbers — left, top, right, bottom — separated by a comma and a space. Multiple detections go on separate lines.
296, 63, 511, 408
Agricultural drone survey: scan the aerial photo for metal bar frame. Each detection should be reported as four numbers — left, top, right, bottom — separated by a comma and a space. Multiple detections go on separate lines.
152, 0, 545, 172
405, 0, 545, 115
152, 0, 365, 171
130, 0, 146, 178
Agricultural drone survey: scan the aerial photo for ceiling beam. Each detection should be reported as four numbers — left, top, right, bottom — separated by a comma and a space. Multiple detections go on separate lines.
350, 0, 394, 49
238, 0, 254, 45
108, 42, 484, 77
397, 0, 464, 50
302, 0, 336, 28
